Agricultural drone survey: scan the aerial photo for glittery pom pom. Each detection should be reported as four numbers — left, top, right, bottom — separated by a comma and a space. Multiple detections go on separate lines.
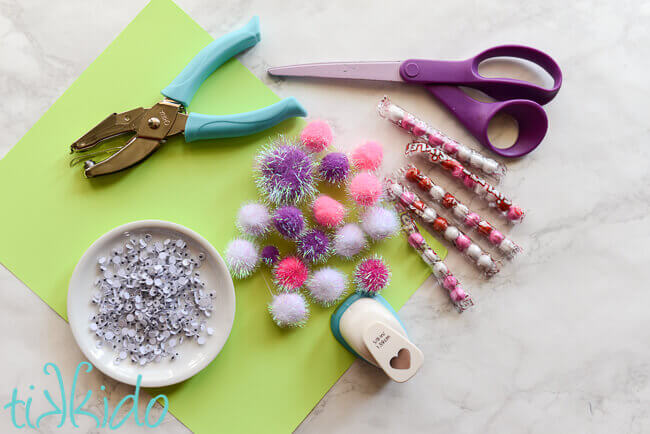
297, 229, 331, 264
260, 245, 280, 266
268, 292, 309, 328
349, 172, 382, 207
351, 141, 383, 171
273, 256, 309, 291
354, 255, 391, 295
255, 140, 316, 204
360, 205, 399, 241
334, 223, 367, 259
236, 202, 271, 237
312, 195, 346, 228
225, 238, 259, 279
273, 206, 305, 239
319, 152, 350, 184
306, 267, 348, 307
300, 120, 333, 153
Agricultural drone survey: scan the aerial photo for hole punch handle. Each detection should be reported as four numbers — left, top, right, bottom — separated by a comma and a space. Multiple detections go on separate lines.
427, 85, 548, 157
161, 17, 261, 107
184, 97, 307, 142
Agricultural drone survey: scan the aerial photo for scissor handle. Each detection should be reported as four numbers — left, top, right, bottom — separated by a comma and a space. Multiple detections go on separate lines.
427, 85, 548, 157
400, 45, 562, 105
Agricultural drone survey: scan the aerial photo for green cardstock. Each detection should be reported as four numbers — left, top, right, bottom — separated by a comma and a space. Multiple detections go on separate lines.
0, 1, 447, 432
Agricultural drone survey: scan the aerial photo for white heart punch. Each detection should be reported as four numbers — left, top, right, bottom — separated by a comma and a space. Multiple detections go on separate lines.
67, 220, 235, 387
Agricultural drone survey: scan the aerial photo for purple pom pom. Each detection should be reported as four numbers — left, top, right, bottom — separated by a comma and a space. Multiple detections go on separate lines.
255, 141, 316, 204
297, 229, 330, 263
260, 245, 280, 266
273, 206, 305, 239
319, 152, 350, 184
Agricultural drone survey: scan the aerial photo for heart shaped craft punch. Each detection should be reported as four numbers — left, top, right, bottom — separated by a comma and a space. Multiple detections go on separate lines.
389, 348, 411, 370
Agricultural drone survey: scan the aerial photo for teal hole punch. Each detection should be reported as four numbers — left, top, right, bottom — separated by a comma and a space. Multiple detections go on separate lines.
69, 16, 307, 178
331, 293, 424, 383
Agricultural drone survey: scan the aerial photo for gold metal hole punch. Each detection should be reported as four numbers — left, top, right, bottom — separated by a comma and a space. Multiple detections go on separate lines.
70, 17, 306, 178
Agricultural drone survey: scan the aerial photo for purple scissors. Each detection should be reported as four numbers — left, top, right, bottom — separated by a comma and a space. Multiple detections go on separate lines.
268, 45, 562, 157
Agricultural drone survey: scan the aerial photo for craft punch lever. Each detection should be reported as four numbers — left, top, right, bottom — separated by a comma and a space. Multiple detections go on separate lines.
70, 16, 307, 178
331, 293, 424, 382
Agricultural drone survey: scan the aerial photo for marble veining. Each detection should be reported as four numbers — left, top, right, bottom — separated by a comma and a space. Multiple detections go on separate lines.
1, 0, 649, 432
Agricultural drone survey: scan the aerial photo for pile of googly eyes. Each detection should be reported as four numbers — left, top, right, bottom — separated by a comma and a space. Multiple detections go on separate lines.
89, 234, 214, 366
225, 120, 399, 329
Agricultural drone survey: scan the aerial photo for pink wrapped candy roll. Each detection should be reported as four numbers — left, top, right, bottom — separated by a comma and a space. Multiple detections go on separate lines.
402, 165, 521, 259
404, 141, 525, 224
386, 178, 500, 277
393, 201, 474, 312
378, 96, 506, 180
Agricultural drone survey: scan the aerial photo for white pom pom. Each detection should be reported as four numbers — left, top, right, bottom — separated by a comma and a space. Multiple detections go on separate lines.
268, 292, 309, 327
444, 226, 460, 241
477, 254, 493, 270
226, 238, 259, 279
334, 224, 367, 259
237, 202, 271, 237
360, 206, 399, 241
457, 147, 471, 161
306, 267, 348, 307
453, 204, 469, 219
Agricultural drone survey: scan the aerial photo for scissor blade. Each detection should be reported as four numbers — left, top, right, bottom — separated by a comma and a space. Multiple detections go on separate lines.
268, 61, 404, 82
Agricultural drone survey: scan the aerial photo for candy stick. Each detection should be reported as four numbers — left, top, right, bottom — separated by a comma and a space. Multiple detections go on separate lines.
378, 96, 506, 179
385, 178, 500, 277
394, 201, 474, 312
404, 141, 525, 223
400, 165, 521, 259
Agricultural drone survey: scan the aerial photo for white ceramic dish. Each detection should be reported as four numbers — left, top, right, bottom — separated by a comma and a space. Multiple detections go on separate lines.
67, 220, 235, 387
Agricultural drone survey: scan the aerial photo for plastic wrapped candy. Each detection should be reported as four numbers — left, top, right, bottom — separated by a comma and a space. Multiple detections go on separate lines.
385, 178, 500, 277
378, 96, 506, 180
404, 141, 525, 223
394, 201, 474, 312
401, 165, 521, 259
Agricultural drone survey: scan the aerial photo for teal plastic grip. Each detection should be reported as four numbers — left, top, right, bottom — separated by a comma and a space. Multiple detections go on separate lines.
184, 97, 307, 142
161, 16, 261, 107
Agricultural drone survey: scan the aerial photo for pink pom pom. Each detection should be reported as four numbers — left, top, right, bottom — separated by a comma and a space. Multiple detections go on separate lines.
507, 206, 524, 222
351, 141, 384, 171
349, 172, 382, 207
300, 120, 333, 153
313, 195, 346, 228
274, 256, 309, 291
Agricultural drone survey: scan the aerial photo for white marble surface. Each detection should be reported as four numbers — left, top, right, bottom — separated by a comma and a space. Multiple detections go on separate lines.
1, 0, 650, 432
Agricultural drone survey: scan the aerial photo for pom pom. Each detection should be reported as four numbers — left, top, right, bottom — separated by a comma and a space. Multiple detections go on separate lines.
349, 172, 382, 206
236, 202, 271, 237
273, 206, 305, 239
313, 195, 346, 228
255, 140, 316, 204
225, 238, 259, 279
334, 223, 367, 259
319, 152, 350, 184
268, 292, 309, 328
273, 256, 309, 291
297, 229, 330, 264
300, 120, 333, 153
306, 267, 348, 307
260, 245, 280, 266
360, 205, 399, 241
351, 141, 383, 171
354, 256, 391, 295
